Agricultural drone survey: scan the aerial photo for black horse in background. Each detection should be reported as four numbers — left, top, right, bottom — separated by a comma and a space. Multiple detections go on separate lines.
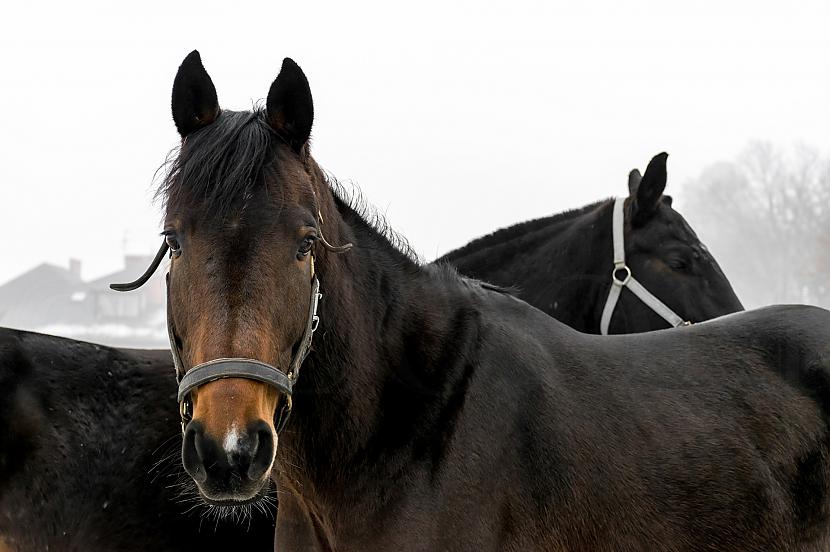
0, 329, 276, 551
439, 152, 744, 334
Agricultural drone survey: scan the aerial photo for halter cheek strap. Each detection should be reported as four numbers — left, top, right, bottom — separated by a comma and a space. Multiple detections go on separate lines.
600, 197, 690, 335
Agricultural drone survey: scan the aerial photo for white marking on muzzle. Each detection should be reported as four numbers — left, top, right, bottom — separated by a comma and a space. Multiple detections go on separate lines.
223, 424, 243, 460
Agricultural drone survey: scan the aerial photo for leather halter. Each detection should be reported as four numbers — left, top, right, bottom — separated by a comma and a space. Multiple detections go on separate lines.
111, 243, 323, 435
599, 197, 691, 335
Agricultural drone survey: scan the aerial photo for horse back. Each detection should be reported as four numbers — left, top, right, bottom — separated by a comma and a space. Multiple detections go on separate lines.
456, 299, 830, 551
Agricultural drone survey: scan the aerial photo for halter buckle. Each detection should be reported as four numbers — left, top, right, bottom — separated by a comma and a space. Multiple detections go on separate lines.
309, 291, 322, 333
179, 398, 193, 434
274, 394, 293, 434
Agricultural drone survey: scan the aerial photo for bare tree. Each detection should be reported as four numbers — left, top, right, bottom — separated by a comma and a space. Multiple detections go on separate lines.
680, 142, 830, 309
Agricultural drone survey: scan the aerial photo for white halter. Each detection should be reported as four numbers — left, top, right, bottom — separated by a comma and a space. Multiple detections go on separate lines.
600, 197, 690, 335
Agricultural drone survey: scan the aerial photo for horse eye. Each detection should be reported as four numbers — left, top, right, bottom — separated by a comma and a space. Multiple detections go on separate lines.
297, 236, 315, 260
668, 258, 688, 270
165, 234, 182, 256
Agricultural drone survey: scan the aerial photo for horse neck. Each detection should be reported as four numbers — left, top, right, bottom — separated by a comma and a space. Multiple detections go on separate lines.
443, 200, 615, 333
279, 187, 483, 521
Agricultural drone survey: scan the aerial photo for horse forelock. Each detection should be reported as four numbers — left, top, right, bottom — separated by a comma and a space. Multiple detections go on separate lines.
156, 109, 294, 220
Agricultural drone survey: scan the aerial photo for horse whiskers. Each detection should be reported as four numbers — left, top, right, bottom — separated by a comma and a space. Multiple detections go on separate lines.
149, 448, 183, 479
182, 501, 207, 515
200, 502, 256, 527
149, 451, 178, 473
168, 473, 278, 527
150, 432, 184, 456
148, 435, 280, 531
147, 434, 187, 486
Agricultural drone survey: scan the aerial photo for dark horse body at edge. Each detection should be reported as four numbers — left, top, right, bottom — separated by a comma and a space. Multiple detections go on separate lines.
0, 330, 276, 552
149, 51, 830, 551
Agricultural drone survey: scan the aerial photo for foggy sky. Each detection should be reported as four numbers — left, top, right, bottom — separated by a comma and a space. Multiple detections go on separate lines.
2, 0, 829, 285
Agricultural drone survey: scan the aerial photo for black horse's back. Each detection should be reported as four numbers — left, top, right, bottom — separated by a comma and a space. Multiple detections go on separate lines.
0, 328, 275, 552
465, 298, 830, 550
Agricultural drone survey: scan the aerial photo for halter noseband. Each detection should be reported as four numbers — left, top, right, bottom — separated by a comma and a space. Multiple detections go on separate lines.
111, 240, 326, 435
599, 197, 691, 335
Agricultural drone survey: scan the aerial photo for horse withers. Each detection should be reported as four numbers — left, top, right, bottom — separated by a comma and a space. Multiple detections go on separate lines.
121, 50, 830, 550
439, 153, 743, 334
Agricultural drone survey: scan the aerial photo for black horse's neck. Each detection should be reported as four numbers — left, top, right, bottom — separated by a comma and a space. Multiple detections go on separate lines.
438, 200, 615, 333
278, 183, 485, 529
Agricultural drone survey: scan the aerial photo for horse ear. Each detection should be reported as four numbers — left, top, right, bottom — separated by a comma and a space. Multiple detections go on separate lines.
631, 152, 668, 225
627, 169, 642, 196
171, 50, 220, 138
266, 58, 314, 152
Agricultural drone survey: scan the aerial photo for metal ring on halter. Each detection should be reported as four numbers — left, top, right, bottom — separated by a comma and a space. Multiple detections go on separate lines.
179, 399, 192, 421
612, 265, 632, 286
179, 400, 193, 434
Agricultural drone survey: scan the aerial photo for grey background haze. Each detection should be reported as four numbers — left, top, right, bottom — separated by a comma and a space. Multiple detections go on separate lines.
1, 0, 829, 346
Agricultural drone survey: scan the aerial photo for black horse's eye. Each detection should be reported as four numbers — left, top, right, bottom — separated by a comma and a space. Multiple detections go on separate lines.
297, 236, 315, 259
165, 234, 182, 257
667, 257, 688, 270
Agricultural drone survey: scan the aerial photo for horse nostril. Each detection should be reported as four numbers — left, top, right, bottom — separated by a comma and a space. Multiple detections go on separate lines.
248, 420, 275, 481
182, 422, 208, 484
181, 420, 274, 490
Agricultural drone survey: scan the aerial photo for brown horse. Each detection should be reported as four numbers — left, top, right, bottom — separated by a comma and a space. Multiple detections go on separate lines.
142, 51, 830, 550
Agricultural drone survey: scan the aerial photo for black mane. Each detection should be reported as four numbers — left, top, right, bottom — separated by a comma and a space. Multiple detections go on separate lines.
439, 198, 612, 262
328, 179, 420, 265
157, 108, 278, 216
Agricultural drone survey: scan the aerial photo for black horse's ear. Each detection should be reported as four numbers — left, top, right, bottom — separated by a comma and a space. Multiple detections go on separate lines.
266, 58, 313, 152
631, 152, 668, 225
171, 50, 220, 138
627, 169, 642, 196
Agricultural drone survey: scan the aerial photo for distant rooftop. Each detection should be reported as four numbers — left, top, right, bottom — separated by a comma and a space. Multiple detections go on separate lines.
0, 256, 167, 349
